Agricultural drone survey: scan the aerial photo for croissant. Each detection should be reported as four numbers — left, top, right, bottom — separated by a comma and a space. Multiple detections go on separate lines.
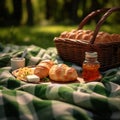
34, 60, 54, 79
49, 64, 78, 82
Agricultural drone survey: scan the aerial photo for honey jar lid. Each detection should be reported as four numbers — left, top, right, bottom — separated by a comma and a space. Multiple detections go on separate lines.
85, 51, 98, 58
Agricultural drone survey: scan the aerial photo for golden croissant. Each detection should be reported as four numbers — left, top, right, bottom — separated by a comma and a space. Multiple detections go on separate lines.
34, 60, 54, 79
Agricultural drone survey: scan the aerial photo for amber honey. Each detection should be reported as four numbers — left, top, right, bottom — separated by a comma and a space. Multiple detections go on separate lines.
82, 52, 101, 81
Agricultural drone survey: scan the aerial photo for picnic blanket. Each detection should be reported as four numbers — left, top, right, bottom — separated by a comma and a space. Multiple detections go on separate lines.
0, 43, 120, 120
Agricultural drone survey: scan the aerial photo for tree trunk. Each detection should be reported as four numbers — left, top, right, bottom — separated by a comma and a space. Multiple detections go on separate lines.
45, 0, 58, 21
12, 0, 22, 25
61, 0, 80, 23
26, 0, 34, 25
70, 0, 80, 23
0, 0, 10, 26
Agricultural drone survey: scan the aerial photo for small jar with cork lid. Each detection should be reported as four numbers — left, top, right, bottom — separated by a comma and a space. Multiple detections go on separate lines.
82, 51, 101, 82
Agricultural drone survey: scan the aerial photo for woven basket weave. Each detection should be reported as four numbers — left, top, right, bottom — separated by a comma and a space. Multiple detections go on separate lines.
54, 7, 120, 71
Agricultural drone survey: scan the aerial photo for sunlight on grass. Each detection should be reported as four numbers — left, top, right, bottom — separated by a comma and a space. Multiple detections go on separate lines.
31, 25, 77, 33
0, 24, 120, 48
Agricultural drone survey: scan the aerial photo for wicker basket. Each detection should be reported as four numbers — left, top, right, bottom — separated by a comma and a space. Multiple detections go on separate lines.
54, 7, 120, 71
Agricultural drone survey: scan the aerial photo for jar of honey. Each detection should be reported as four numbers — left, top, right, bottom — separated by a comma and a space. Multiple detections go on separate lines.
82, 52, 101, 82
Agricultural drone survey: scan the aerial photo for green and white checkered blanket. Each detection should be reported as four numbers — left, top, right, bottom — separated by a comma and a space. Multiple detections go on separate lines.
0, 43, 120, 120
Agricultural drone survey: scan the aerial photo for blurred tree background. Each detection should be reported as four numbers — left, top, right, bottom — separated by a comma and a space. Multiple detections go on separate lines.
0, 0, 120, 48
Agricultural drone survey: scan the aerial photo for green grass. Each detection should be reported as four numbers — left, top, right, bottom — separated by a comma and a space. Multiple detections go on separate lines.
0, 25, 76, 48
0, 23, 120, 49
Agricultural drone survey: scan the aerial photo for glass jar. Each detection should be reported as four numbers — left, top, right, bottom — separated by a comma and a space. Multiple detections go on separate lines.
82, 52, 101, 82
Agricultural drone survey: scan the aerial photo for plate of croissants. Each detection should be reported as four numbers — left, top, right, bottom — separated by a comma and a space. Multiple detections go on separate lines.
12, 60, 84, 84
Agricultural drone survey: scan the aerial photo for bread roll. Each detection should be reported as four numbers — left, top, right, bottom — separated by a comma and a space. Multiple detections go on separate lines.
59, 29, 120, 43
34, 60, 54, 79
75, 32, 83, 40
60, 31, 69, 38
68, 32, 76, 39
111, 34, 120, 42
95, 32, 112, 43
49, 64, 78, 82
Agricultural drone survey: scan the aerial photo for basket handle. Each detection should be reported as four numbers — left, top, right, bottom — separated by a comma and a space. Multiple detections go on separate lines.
78, 8, 110, 30
90, 7, 120, 44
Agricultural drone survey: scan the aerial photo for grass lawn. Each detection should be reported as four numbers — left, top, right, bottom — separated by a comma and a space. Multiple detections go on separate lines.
0, 25, 76, 48
0, 23, 120, 49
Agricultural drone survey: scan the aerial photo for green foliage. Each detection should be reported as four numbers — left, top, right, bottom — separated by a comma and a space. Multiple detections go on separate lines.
1, 0, 120, 26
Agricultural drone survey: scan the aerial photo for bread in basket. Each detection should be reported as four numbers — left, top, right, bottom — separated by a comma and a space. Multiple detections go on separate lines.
54, 7, 120, 71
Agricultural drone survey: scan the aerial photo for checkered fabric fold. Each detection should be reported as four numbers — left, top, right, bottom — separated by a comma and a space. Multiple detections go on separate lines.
0, 43, 120, 120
